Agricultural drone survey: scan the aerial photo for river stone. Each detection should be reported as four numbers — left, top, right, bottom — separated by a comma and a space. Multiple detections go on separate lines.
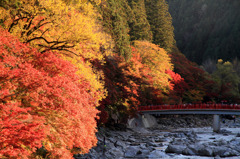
182, 147, 196, 156
154, 137, 168, 142
117, 131, 131, 141
146, 141, 160, 147
135, 149, 151, 158
124, 146, 139, 158
185, 143, 213, 156
148, 150, 168, 158
127, 137, 137, 142
213, 146, 228, 156
184, 131, 197, 138
109, 147, 124, 157
165, 144, 187, 154
198, 147, 213, 156
116, 140, 127, 149
222, 149, 239, 157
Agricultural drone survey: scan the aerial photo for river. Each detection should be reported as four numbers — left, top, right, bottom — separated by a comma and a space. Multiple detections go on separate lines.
75, 115, 240, 159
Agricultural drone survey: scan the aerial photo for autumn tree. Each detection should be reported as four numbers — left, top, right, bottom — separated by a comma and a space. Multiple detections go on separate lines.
0, 0, 112, 60
165, 69, 186, 104
93, 41, 174, 124
0, 0, 108, 107
0, 28, 99, 158
132, 41, 172, 91
170, 47, 217, 103
93, 54, 141, 124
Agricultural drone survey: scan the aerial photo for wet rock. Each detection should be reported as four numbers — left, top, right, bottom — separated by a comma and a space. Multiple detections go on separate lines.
182, 147, 196, 156
184, 131, 197, 138
214, 155, 221, 159
187, 143, 213, 156
198, 147, 213, 156
165, 144, 187, 154
213, 146, 229, 156
127, 137, 136, 142
146, 141, 162, 147
219, 129, 232, 134
148, 150, 168, 158
236, 133, 240, 137
222, 149, 239, 157
135, 149, 151, 158
171, 138, 188, 145
124, 146, 139, 158
115, 140, 127, 149
139, 143, 147, 149
109, 148, 124, 157
154, 137, 168, 142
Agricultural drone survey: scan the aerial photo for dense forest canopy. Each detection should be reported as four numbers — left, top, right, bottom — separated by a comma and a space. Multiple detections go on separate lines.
167, 0, 240, 65
1, 0, 240, 158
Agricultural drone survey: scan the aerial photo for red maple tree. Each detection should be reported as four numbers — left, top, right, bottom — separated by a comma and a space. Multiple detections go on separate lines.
0, 28, 98, 158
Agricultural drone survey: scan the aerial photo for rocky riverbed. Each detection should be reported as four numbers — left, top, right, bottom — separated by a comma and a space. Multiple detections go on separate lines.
75, 115, 240, 159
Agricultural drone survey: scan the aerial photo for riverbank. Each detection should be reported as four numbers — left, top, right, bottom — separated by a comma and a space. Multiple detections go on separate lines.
75, 115, 240, 159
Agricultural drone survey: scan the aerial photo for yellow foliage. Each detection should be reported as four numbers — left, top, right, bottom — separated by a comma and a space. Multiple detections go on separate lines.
218, 59, 223, 64
0, 0, 113, 60
62, 55, 107, 103
132, 40, 173, 91
0, 0, 112, 105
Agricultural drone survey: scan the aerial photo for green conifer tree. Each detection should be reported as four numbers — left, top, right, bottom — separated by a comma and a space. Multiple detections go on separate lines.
128, 0, 152, 41
99, 0, 132, 60
145, 0, 175, 52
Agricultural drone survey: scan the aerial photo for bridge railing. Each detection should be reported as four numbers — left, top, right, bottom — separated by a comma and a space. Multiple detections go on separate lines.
138, 104, 240, 111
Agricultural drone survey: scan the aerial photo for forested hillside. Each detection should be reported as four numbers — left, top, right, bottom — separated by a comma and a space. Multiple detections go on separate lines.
0, 0, 239, 158
167, 0, 240, 64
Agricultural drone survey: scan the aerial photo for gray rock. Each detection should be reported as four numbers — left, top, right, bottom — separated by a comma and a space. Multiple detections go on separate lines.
214, 155, 221, 159
148, 150, 168, 158
198, 147, 213, 156
185, 131, 197, 138
185, 143, 213, 156
115, 140, 127, 149
135, 149, 151, 158
173, 132, 186, 138
222, 149, 239, 157
182, 147, 196, 156
213, 146, 228, 156
109, 148, 124, 157
117, 131, 132, 141
124, 146, 139, 158
165, 144, 187, 154
139, 143, 147, 149
146, 141, 161, 147
127, 137, 137, 142
154, 137, 168, 142
171, 138, 188, 145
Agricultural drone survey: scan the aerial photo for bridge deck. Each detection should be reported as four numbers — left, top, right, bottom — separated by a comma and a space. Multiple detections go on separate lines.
138, 104, 240, 115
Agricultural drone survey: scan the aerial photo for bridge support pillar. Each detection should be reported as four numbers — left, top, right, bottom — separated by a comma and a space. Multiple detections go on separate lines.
213, 115, 221, 133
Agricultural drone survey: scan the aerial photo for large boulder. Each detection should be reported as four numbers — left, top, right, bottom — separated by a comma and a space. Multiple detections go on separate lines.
165, 144, 187, 154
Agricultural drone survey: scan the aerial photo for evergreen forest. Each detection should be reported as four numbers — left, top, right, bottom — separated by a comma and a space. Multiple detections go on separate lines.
167, 0, 240, 65
0, 0, 239, 158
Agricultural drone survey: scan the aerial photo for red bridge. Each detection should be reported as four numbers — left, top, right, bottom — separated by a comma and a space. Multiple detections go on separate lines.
138, 103, 240, 115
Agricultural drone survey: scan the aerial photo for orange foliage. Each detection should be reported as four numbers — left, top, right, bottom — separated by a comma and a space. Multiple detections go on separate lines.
0, 28, 98, 158
132, 41, 172, 91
